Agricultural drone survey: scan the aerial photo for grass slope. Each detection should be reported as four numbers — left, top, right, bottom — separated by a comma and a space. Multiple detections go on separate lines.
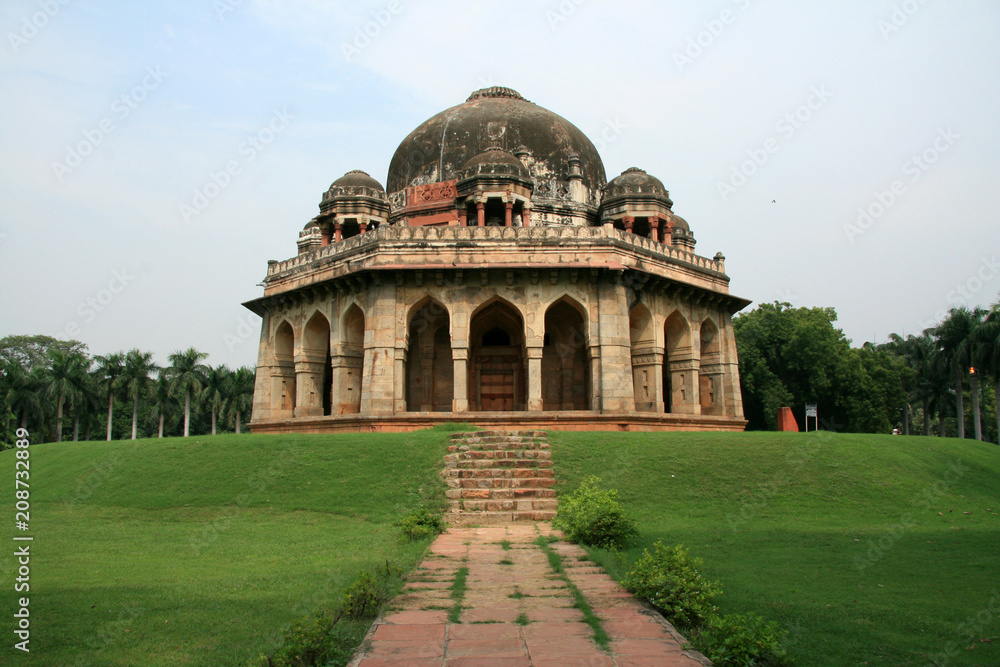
1, 427, 454, 666
550, 431, 1000, 666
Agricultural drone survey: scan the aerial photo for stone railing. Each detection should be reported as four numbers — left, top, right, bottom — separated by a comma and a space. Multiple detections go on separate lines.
266, 224, 724, 277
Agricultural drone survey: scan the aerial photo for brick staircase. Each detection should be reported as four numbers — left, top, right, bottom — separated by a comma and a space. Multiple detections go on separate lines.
443, 430, 558, 525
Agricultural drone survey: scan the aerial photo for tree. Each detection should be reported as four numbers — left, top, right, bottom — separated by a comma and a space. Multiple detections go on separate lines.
4, 362, 45, 431
45, 350, 90, 442
149, 371, 177, 438
0, 335, 86, 369
202, 364, 230, 436
930, 308, 985, 440
116, 349, 159, 441
223, 367, 255, 434
93, 353, 125, 441
977, 304, 1000, 445
166, 348, 209, 437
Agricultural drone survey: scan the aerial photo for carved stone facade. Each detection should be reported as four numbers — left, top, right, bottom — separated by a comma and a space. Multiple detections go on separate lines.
245, 88, 750, 432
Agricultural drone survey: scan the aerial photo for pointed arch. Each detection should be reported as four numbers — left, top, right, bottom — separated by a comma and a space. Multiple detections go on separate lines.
664, 310, 695, 414
406, 296, 453, 412
543, 297, 591, 410
699, 318, 723, 414
629, 303, 658, 411
334, 303, 365, 414
469, 297, 525, 411
302, 311, 332, 416
272, 320, 296, 415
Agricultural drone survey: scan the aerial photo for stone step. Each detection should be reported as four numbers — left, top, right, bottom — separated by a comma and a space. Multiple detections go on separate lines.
444, 509, 557, 525
444, 450, 552, 461
447, 442, 550, 452
445, 468, 555, 480
449, 477, 557, 490
449, 431, 547, 439
448, 499, 559, 512
444, 488, 557, 500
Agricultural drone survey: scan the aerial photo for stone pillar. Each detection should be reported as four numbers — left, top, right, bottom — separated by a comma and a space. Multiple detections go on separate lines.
458, 206, 468, 227
331, 347, 363, 414
631, 350, 664, 413
668, 358, 701, 415
476, 201, 486, 227
597, 280, 636, 412
334, 221, 342, 242
623, 215, 634, 234
587, 345, 602, 411
504, 201, 514, 227
361, 284, 397, 414
523, 205, 531, 227
392, 347, 407, 413
649, 216, 660, 243
294, 359, 326, 417
452, 347, 469, 412
527, 346, 544, 411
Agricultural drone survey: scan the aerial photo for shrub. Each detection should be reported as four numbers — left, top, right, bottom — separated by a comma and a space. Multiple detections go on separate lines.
691, 613, 793, 666
398, 508, 445, 541
258, 613, 365, 667
553, 476, 639, 550
623, 540, 721, 628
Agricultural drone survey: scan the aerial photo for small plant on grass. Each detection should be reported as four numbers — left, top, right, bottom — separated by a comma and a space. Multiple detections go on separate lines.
553, 476, 638, 550
500, 539, 511, 550
397, 508, 445, 541
515, 612, 530, 626
691, 613, 793, 667
623, 541, 721, 629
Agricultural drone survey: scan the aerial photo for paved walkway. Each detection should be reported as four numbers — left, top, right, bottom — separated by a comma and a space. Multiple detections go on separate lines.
349, 523, 709, 667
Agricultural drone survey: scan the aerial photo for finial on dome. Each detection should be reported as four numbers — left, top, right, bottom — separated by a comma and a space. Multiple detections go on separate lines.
622, 167, 647, 174
467, 87, 527, 102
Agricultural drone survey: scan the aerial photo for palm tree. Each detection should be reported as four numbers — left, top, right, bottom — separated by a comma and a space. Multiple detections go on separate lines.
115, 349, 159, 441
223, 367, 255, 434
46, 350, 90, 442
166, 348, 209, 437
69, 370, 100, 441
4, 362, 45, 432
931, 308, 985, 439
149, 371, 177, 438
977, 304, 1000, 444
202, 364, 231, 436
93, 352, 125, 441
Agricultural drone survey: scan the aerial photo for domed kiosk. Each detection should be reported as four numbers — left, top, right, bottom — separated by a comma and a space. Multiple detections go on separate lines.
244, 88, 751, 432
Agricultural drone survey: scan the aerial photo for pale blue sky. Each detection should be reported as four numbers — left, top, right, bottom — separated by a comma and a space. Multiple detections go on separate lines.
1, 0, 998, 368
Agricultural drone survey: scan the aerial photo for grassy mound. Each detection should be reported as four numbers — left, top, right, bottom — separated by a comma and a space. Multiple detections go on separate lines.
550, 431, 1000, 666
0, 427, 455, 666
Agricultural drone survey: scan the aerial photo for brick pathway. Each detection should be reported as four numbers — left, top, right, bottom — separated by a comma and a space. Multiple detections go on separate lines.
349, 523, 709, 667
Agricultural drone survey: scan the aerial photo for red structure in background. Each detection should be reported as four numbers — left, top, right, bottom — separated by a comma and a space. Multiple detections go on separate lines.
777, 407, 799, 432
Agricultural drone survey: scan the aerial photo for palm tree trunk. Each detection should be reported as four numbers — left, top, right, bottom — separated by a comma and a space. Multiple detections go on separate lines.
184, 390, 191, 437
995, 379, 1000, 445
56, 394, 65, 442
73, 415, 80, 441
131, 394, 139, 441
19, 411, 28, 431
903, 405, 910, 435
235, 411, 241, 435
106, 393, 114, 441
955, 366, 965, 439
923, 398, 931, 436
981, 378, 990, 443
211, 406, 217, 436
971, 372, 982, 441
158, 413, 164, 438
85, 422, 92, 441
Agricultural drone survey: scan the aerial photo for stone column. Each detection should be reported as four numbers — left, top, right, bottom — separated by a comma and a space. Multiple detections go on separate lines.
361, 283, 397, 414
649, 216, 660, 243
668, 358, 701, 415
452, 347, 469, 412
392, 347, 407, 413
334, 221, 342, 242
527, 346, 544, 411
458, 206, 468, 227
504, 201, 513, 227
631, 349, 664, 413
587, 345, 602, 411
476, 201, 486, 227
294, 359, 326, 417
523, 204, 531, 227
623, 215, 634, 234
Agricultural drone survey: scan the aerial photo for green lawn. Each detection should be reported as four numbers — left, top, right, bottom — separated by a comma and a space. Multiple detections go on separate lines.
0, 428, 453, 666
549, 430, 1000, 666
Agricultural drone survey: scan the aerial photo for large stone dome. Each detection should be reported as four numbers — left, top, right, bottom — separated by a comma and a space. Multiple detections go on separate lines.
387, 87, 606, 193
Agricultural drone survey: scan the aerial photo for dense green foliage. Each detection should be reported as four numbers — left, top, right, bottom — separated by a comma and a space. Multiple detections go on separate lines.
553, 475, 639, 550
0, 428, 451, 666
397, 508, 446, 541
623, 541, 721, 627
549, 430, 1000, 666
691, 613, 793, 667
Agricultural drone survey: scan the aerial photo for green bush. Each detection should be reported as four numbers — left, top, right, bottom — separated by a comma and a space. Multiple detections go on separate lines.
398, 508, 445, 541
553, 476, 638, 550
623, 540, 721, 628
691, 613, 792, 666
257, 613, 365, 667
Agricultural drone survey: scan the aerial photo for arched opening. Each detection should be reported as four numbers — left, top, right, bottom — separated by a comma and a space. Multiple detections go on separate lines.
336, 304, 365, 414
664, 311, 693, 414
273, 320, 296, 415
543, 299, 591, 410
302, 312, 332, 417
629, 303, 658, 412
406, 299, 453, 412
469, 299, 525, 411
699, 319, 722, 415
341, 218, 362, 239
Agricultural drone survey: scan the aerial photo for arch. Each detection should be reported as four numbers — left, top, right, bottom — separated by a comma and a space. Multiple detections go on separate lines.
335, 304, 365, 414
664, 310, 694, 414
406, 299, 453, 412
542, 298, 591, 410
629, 303, 658, 412
272, 320, 296, 414
469, 298, 525, 411
302, 312, 332, 416
699, 318, 722, 414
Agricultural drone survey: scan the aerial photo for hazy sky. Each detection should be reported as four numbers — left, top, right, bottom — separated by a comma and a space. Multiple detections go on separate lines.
2, 1, 998, 369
